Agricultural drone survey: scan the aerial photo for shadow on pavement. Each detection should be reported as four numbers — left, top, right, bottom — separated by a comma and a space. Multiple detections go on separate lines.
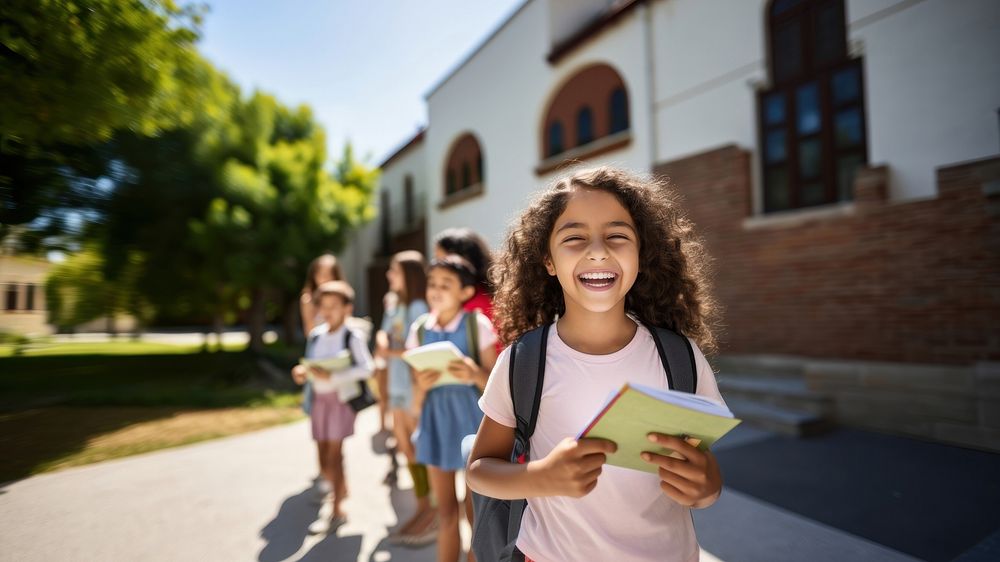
297, 533, 363, 562
363, 472, 440, 561
257, 486, 321, 562
715, 428, 1000, 562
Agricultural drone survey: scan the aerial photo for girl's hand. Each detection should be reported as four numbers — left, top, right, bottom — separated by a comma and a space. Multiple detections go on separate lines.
291, 365, 308, 385
309, 365, 332, 381
533, 437, 617, 498
413, 369, 441, 390
447, 357, 484, 385
641, 433, 722, 508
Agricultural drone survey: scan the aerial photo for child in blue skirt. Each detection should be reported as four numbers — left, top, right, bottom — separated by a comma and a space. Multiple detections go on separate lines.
406, 254, 498, 562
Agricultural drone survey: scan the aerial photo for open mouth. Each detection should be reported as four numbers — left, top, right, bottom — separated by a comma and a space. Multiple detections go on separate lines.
577, 270, 618, 290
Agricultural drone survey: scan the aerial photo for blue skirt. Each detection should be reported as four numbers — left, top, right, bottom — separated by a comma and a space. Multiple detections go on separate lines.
415, 385, 483, 471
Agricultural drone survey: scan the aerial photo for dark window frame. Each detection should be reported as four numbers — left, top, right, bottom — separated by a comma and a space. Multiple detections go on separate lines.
547, 121, 564, 157
758, 0, 868, 213
403, 175, 415, 227
379, 190, 391, 255
609, 88, 629, 134
4, 284, 17, 311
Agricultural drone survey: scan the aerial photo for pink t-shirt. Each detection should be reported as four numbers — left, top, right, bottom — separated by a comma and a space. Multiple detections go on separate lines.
478, 320, 725, 562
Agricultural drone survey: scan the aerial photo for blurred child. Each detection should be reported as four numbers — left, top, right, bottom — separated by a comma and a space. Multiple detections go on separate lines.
298, 254, 346, 499
373, 251, 437, 545
433, 228, 494, 321
291, 280, 374, 534
300, 253, 345, 336
467, 167, 724, 561
406, 255, 498, 562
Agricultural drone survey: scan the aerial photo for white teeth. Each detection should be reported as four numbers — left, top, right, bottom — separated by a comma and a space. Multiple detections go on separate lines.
579, 272, 616, 280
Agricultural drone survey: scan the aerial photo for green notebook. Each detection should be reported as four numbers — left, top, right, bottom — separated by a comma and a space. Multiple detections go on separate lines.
577, 383, 741, 474
299, 350, 353, 375
401, 341, 473, 388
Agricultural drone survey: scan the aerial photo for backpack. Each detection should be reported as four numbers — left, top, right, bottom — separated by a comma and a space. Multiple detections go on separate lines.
302, 328, 375, 414
470, 321, 698, 562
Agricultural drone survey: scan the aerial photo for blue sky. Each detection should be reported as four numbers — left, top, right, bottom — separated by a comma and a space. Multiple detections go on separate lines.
199, 0, 524, 166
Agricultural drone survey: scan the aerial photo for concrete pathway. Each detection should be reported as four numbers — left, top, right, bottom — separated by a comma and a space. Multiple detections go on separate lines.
1, 406, 921, 562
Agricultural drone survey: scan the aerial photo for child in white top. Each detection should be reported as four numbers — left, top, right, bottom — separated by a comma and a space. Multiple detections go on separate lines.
291, 281, 373, 534
468, 167, 725, 562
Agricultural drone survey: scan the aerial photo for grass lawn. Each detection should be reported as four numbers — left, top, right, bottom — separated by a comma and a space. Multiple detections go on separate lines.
0, 341, 305, 483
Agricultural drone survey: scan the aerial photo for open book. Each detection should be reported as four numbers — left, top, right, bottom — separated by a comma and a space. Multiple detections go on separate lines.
401, 341, 473, 388
299, 350, 352, 377
577, 383, 742, 474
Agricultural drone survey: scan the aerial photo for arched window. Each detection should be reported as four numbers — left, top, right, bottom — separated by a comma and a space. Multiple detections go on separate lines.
547, 121, 564, 157
759, 0, 866, 213
540, 63, 630, 166
443, 132, 484, 201
576, 107, 594, 146
609, 88, 629, 134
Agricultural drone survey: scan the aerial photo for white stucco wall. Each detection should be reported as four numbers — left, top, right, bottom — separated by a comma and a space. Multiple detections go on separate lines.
651, 0, 767, 164
424, 0, 654, 252
651, 0, 1000, 204
340, 137, 426, 317
848, 0, 1000, 200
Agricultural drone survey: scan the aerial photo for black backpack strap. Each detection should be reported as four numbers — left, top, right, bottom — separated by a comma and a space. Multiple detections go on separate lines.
465, 310, 481, 365
648, 325, 697, 394
506, 324, 549, 545
342, 328, 357, 366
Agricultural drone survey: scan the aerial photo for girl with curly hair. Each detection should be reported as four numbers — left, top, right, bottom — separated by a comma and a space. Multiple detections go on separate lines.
468, 167, 725, 562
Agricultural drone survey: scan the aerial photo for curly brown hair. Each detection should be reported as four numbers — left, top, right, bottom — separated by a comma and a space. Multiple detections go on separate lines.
490, 167, 719, 353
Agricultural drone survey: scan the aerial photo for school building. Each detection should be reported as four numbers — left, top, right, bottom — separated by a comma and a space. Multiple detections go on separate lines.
0, 253, 53, 336
340, 0, 1000, 451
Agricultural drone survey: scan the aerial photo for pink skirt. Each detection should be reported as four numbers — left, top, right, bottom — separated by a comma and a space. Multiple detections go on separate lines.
310, 391, 356, 442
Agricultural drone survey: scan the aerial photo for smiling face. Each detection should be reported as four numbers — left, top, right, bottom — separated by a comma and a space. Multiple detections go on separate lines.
545, 186, 640, 315
426, 266, 475, 318
317, 293, 351, 331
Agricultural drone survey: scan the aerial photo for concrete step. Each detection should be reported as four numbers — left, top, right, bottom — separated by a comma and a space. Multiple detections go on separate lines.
724, 397, 833, 437
712, 355, 807, 379
717, 375, 834, 416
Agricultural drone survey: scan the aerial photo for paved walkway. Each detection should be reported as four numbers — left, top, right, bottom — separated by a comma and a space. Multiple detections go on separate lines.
1, 407, 924, 562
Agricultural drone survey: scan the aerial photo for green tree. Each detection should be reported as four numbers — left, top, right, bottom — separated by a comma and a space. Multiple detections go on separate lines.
1, 0, 205, 245
90, 57, 239, 327
189, 94, 378, 350
45, 245, 152, 333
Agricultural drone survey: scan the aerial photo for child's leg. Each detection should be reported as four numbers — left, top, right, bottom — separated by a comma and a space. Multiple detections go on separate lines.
326, 439, 347, 516
429, 466, 460, 562
375, 367, 389, 432
463, 492, 476, 562
316, 441, 330, 487
392, 408, 417, 462
391, 408, 434, 535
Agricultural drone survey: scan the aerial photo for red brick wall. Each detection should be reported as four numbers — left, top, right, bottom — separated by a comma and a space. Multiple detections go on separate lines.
655, 146, 1000, 365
